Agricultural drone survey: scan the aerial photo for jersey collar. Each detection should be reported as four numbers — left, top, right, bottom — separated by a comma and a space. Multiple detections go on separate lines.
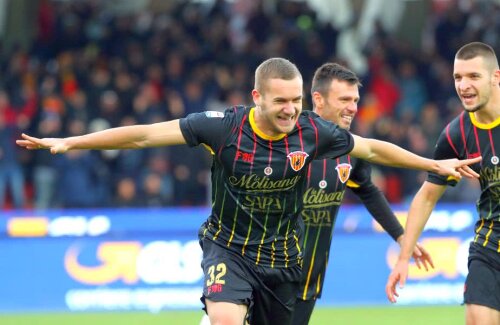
469, 112, 500, 129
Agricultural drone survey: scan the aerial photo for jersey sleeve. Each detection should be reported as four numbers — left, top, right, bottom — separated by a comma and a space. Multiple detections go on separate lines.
349, 159, 404, 241
313, 115, 355, 160
427, 125, 459, 187
347, 158, 372, 188
179, 109, 232, 152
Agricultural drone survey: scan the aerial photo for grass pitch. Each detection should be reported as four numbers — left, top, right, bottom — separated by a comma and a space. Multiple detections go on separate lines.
0, 305, 464, 325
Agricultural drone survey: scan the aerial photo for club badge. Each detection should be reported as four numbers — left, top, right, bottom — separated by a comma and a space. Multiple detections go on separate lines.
287, 151, 309, 171
335, 163, 352, 183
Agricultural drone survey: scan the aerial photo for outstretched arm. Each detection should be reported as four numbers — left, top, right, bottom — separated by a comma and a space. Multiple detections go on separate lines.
16, 120, 186, 154
385, 181, 446, 303
349, 135, 480, 179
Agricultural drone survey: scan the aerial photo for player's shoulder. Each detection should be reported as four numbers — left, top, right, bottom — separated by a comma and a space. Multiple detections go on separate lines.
443, 111, 470, 137
204, 105, 250, 123
217, 105, 249, 117
299, 109, 321, 120
349, 156, 371, 174
351, 156, 367, 168
298, 110, 337, 128
447, 111, 472, 126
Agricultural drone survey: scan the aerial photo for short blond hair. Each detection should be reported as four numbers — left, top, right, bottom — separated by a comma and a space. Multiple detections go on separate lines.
254, 58, 302, 93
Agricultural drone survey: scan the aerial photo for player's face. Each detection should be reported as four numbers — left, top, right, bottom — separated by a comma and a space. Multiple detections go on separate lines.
313, 79, 359, 130
252, 77, 303, 136
453, 57, 494, 112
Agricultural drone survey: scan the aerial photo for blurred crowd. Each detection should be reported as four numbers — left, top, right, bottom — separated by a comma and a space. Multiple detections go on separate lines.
1, 0, 497, 210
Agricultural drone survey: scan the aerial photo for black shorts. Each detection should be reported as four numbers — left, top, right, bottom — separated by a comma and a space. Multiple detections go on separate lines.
200, 238, 302, 325
291, 298, 316, 325
463, 243, 500, 311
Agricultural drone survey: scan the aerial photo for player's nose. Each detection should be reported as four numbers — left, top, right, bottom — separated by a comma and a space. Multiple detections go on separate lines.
458, 79, 471, 91
347, 102, 358, 113
282, 102, 296, 115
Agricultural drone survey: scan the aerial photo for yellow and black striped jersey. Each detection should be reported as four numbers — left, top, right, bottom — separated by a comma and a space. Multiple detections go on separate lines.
429, 111, 500, 253
179, 105, 354, 268
298, 156, 404, 300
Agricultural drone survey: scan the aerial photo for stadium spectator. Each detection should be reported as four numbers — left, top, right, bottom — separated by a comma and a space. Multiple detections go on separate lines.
1, 0, 497, 209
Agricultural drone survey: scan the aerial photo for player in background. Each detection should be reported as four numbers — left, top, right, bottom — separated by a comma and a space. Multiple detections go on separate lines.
17, 58, 479, 325
290, 62, 432, 325
386, 42, 499, 325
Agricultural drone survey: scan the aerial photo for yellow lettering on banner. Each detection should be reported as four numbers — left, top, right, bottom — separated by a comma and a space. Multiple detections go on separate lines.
7, 217, 49, 237
65, 242, 142, 285
386, 237, 462, 279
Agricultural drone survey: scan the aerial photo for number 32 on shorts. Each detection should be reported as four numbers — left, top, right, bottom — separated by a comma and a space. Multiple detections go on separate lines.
206, 263, 227, 286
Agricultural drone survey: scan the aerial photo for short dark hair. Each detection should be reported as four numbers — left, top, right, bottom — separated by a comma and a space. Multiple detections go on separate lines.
311, 63, 361, 98
455, 42, 499, 70
255, 58, 302, 93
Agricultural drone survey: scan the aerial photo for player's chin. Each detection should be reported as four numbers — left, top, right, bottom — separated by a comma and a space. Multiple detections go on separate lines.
462, 102, 482, 112
277, 124, 295, 134
340, 122, 351, 130
275, 119, 296, 133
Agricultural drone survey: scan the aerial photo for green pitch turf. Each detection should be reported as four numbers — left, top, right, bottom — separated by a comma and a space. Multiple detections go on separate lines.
0, 305, 464, 325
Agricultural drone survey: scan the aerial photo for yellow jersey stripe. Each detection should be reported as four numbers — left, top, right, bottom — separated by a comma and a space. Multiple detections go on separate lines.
482, 220, 494, 247
474, 219, 484, 243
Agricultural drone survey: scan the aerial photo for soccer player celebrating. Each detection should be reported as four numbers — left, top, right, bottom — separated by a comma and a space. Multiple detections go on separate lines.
291, 62, 433, 325
18, 58, 479, 325
386, 42, 500, 325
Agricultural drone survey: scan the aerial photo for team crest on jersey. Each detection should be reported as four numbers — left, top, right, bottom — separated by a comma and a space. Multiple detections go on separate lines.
287, 151, 309, 171
335, 163, 352, 183
491, 156, 499, 165
319, 180, 327, 189
264, 166, 273, 175
204, 111, 224, 118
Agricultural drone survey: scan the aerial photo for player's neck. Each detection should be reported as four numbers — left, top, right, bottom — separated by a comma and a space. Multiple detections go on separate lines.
251, 107, 286, 140
473, 89, 500, 124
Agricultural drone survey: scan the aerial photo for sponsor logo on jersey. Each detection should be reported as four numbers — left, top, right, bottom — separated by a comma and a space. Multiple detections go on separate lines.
319, 180, 327, 189
228, 174, 302, 192
204, 111, 224, 118
287, 151, 309, 171
335, 163, 352, 183
235, 150, 254, 162
467, 152, 481, 159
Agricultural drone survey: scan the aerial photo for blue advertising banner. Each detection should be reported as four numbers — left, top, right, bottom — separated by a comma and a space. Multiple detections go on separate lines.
320, 203, 474, 307
0, 204, 477, 312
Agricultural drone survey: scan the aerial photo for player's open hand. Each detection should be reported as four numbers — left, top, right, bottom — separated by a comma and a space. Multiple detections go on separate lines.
16, 133, 70, 154
435, 156, 481, 179
411, 242, 434, 271
385, 259, 409, 303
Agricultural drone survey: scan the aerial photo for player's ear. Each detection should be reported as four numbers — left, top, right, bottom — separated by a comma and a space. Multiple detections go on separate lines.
492, 69, 500, 86
252, 89, 261, 106
312, 91, 324, 112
